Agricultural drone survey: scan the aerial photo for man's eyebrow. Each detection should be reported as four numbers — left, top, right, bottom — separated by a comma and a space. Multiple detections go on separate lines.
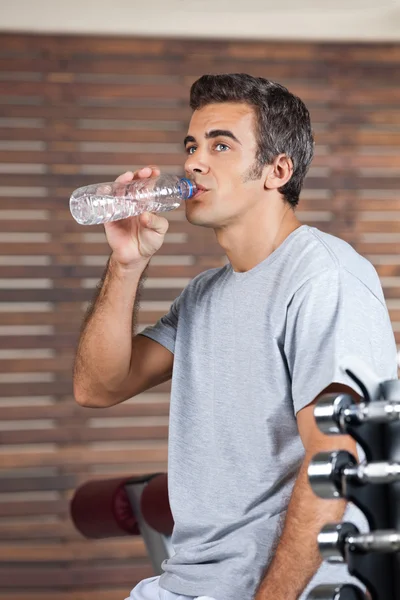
183, 129, 241, 147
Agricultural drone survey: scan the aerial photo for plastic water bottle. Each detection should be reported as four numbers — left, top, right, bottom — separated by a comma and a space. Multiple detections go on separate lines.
69, 174, 197, 225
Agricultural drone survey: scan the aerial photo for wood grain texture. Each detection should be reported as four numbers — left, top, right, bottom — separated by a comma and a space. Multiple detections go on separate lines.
0, 32, 399, 599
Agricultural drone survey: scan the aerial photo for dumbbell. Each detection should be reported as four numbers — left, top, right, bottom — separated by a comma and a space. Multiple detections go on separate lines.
307, 584, 366, 599
318, 522, 400, 564
314, 393, 400, 435
308, 450, 400, 499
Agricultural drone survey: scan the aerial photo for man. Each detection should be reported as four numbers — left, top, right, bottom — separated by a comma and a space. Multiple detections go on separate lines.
73, 74, 398, 600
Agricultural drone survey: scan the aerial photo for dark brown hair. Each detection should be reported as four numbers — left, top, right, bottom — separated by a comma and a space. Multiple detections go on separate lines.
189, 73, 314, 208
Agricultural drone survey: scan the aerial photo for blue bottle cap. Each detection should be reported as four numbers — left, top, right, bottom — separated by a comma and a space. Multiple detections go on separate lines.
179, 178, 196, 199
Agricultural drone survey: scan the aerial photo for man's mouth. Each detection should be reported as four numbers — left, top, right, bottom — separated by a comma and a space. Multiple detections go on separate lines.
193, 184, 209, 198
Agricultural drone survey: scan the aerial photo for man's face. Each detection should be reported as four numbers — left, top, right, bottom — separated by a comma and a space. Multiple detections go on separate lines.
183, 102, 267, 228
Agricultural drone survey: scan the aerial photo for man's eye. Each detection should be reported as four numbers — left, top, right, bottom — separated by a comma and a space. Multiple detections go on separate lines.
186, 146, 196, 155
215, 143, 229, 152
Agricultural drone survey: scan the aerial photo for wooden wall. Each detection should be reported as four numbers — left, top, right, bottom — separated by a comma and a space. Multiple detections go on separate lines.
0, 33, 399, 600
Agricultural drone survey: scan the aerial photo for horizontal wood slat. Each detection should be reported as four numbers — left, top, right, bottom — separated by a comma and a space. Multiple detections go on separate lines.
0, 424, 169, 445
5, 127, 400, 148
0, 538, 147, 561
0, 564, 153, 588
1, 445, 168, 469
4, 591, 134, 600
1, 31, 399, 600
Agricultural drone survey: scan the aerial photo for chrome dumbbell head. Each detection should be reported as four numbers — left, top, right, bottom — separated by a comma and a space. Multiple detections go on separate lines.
318, 522, 360, 563
307, 584, 366, 600
314, 394, 354, 435
308, 450, 357, 499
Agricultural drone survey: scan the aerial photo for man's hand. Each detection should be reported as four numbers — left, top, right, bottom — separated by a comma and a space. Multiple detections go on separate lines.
104, 167, 169, 268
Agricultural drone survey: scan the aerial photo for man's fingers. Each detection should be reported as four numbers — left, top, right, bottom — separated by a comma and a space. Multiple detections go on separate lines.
115, 166, 160, 184
147, 165, 161, 176
115, 171, 134, 183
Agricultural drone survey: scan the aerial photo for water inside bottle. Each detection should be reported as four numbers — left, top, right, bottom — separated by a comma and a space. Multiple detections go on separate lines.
70, 193, 180, 225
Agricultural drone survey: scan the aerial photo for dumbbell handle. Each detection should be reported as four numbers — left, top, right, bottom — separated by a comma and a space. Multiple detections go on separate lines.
343, 401, 400, 426
314, 395, 400, 435
319, 524, 400, 563
346, 530, 400, 553
344, 460, 400, 484
309, 451, 400, 501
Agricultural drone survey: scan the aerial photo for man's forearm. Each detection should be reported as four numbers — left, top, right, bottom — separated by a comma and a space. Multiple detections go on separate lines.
73, 254, 149, 406
254, 453, 347, 600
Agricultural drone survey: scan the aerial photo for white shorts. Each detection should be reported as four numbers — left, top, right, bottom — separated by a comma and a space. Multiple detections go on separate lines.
124, 575, 217, 600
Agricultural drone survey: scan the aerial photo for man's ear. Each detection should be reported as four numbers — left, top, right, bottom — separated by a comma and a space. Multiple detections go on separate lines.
264, 154, 293, 191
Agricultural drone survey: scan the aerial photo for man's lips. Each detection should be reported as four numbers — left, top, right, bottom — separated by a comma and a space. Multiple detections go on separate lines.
192, 184, 209, 198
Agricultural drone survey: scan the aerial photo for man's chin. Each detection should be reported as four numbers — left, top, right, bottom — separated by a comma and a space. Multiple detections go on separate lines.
185, 206, 215, 228
186, 214, 212, 227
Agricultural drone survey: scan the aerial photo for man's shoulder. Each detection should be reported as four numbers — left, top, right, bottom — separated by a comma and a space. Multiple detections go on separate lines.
296, 227, 366, 268
311, 228, 380, 285
291, 227, 378, 287
291, 227, 383, 303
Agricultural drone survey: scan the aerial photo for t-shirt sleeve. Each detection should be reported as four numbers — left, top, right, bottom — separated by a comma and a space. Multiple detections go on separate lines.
284, 269, 398, 415
138, 293, 181, 354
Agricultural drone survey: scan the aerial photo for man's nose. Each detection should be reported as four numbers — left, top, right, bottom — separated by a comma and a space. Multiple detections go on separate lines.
185, 155, 210, 175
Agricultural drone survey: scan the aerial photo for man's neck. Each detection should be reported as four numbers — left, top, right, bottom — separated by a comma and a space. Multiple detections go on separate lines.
215, 206, 302, 273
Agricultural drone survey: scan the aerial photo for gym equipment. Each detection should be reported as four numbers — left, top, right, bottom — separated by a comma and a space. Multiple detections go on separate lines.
318, 523, 400, 562
70, 473, 174, 574
307, 584, 366, 599
309, 450, 400, 499
306, 357, 400, 600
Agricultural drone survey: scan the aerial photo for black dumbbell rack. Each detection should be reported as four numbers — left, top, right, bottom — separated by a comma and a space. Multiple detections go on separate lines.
308, 377, 400, 600
344, 379, 400, 599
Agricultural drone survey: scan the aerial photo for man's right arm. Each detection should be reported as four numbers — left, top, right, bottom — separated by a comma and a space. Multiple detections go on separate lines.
73, 255, 174, 408
73, 166, 174, 408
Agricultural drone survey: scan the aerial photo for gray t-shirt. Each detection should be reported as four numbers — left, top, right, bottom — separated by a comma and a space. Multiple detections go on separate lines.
139, 225, 398, 600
